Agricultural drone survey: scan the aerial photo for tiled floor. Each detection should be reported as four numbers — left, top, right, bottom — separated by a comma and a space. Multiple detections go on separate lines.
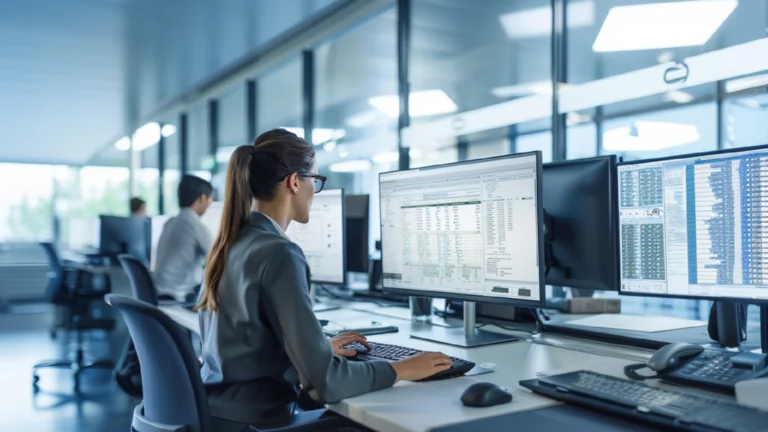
0, 305, 136, 432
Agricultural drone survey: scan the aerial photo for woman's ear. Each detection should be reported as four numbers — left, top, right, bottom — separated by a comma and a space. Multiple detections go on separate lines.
287, 173, 300, 194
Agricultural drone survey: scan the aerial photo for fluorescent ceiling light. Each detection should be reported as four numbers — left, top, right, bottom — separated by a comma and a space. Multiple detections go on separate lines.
114, 136, 131, 151
323, 141, 337, 152
664, 90, 695, 104
282, 127, 346, 144
161, 124, 177, 137
603, 121, 700, 152
368, 89, 458, 118
725, 73, 768, 93
371, 151, 399, 164
132, 122, 161, 152
499, 1, 594, 38
592, 1, 737, 52
491, 81, 570, 98
330, 159, 371, 173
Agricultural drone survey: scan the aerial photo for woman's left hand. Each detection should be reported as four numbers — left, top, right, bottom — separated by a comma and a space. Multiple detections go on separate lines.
330, 331, 371, 357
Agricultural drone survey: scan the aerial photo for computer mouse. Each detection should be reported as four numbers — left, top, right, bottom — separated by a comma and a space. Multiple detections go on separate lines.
647, 342, 704, 372
460, 382, 512, 408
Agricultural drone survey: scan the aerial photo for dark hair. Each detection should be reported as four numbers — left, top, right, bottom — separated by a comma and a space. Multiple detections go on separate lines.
196, 128, 315, 311
178, 175, 213, 208
130, 197, 146, 213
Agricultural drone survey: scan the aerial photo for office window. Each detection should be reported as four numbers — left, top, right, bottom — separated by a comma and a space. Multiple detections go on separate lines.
212, 87, 247, 200
0, 164, 56, 242
566, 1, 767, 116
600, 103, 717, 161
516, 131, 552, 163
136, 140, 160, 216
411, 0, 551, 118
187, 103, 211, 173
314, 8, 398, 250
566, 123, 598, 160
723, 94, 768, 149
132, 0, 340, 119
257, 58, 302, 134
162, 118, 181, 215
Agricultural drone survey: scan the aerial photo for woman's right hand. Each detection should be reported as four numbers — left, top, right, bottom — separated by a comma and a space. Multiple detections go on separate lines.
392, 352, 453, 382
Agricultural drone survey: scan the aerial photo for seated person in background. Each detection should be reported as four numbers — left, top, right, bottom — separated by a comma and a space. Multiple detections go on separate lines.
130, 197, 147, 217
153, 175, 214, 302
196, 129, 451, 431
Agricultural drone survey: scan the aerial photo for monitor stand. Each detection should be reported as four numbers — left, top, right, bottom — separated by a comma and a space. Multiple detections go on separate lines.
409, 302, 520, 348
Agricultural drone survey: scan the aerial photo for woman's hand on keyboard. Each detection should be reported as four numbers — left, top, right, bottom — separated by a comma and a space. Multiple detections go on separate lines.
392, 352, 453, 382
330, 332, 371, 357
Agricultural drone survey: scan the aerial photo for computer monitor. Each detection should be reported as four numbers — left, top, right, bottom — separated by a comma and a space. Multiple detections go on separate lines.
149, 215, 171, 271
99, 215, 151, 265
543, 156, 620, 292
286, 189, 346, 285
618, 145, 768, 346
345, 195, 370, 273
67, 218, 101, 251
379, 152, 545, 347
201, 201, 223, 237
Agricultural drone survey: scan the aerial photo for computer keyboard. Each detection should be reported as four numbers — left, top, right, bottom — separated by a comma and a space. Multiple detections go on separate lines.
343, 341, 475, 381
520, 370, 768, 432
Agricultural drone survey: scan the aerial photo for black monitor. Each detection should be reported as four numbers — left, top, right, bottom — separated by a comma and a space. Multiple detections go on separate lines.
617, 145, 768, 347
345, 195, 370, 273
99, 215, 151, 264
379, 151, 545, 347
543, 155, 620, 291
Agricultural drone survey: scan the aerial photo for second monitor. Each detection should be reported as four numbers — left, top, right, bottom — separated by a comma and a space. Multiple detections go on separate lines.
286, 188, 346, 285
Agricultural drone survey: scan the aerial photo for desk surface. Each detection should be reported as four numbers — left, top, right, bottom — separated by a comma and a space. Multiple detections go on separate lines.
159, 304, 660, 432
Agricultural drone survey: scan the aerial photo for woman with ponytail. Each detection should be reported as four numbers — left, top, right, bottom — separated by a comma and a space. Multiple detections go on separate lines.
197, 129, 451, 431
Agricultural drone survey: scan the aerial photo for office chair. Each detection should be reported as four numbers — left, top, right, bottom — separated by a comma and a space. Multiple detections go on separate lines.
105, 294, 355, 432
117, 254, 159, 305
34, 243, 115, 393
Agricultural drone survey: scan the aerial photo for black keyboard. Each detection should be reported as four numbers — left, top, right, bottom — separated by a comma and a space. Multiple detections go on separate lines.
343, 342, 475, 381
521, 370, 768, 432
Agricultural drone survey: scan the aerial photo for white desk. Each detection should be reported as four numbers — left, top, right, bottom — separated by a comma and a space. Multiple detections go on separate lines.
159, 304, 653, 432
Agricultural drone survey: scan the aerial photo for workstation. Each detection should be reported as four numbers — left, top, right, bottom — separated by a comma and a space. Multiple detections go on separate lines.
158, 145, 768, 431
3, 0, 768, 431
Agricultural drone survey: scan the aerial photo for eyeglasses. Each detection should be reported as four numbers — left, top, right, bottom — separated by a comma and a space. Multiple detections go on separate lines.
299, 173, 327, 193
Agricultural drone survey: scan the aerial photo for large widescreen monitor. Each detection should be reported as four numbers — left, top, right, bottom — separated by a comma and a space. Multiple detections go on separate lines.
618, 145, 768, 303
379, 152, 545, 308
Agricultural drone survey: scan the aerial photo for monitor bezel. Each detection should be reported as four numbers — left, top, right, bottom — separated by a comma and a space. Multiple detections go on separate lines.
305, 188, 347, 287
377, 151, 546, 308
617, 143, 768, 304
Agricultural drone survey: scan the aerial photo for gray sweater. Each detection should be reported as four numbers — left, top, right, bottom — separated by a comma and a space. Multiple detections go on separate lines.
199, 212, 396, 426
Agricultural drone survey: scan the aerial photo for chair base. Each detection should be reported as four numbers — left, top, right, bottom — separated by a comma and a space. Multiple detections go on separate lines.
33, 350, 114, 394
